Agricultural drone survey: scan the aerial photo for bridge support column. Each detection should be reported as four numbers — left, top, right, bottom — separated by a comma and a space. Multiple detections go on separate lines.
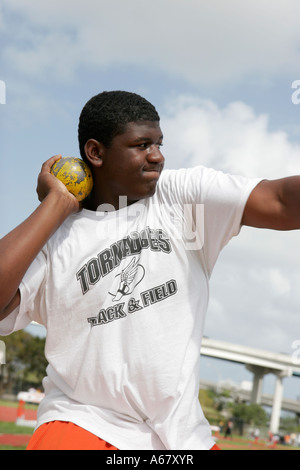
246, 365, 269, 404
269, 370, 291, 434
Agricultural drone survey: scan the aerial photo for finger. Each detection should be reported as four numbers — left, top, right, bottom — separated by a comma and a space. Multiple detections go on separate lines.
40, 154, 62, 173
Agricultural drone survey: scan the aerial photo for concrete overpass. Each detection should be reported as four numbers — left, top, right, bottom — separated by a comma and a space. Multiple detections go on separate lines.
200, 338, 300, 433
200, 379, 300, 414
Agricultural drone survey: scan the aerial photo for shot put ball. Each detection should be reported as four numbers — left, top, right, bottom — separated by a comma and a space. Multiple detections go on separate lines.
50, 157, 93, 201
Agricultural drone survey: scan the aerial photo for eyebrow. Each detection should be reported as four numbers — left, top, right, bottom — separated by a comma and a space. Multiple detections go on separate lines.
132, 135, 164, 143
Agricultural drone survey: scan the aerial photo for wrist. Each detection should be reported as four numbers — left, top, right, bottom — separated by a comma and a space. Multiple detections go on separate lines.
42, 190, 80, 219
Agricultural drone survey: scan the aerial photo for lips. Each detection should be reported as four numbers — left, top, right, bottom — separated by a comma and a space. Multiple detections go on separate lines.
143, 164, 163, 175
142, 170, 162, 183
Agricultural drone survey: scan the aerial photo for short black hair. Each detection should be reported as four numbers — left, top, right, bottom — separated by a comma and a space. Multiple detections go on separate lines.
78, 91, 160, 160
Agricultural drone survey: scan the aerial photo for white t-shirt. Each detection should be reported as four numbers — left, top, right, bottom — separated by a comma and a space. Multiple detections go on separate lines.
0, 166, 261, 450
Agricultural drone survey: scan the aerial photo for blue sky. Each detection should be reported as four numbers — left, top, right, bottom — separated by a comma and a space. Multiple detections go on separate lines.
1, 0, 300, 400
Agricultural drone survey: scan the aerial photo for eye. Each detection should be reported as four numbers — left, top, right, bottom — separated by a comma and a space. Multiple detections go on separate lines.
135, 142, 163, 150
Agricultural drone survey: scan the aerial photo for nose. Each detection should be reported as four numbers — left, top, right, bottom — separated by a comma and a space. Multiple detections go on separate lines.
147, 144, 165, 165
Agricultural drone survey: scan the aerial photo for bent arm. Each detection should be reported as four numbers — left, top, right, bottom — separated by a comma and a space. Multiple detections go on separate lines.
0, 156, 80, 320
242, 176, 300, 230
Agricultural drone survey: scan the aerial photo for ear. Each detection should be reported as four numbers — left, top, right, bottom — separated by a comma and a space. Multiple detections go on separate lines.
84, 139, 104, 168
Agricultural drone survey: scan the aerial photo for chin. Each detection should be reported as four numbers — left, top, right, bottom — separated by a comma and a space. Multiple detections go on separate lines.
143, 182, 158, 199
131, 181, 158, 201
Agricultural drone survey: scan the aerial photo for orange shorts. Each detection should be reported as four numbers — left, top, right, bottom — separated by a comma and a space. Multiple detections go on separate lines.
26, 421, 118, 450
26, 420, 221, 451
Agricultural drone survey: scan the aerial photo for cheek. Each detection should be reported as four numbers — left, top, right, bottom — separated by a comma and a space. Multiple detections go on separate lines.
116, 155, 143, 175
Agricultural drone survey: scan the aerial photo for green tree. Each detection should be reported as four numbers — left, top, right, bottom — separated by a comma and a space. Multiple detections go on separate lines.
231, 402, 268, 427
0, 331, 47, 395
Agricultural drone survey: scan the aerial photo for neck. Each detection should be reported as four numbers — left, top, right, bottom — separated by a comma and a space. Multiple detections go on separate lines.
83, 192, 138, 212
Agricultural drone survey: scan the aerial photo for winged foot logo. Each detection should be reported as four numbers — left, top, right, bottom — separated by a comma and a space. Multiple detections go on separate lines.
109, 257, 145, 301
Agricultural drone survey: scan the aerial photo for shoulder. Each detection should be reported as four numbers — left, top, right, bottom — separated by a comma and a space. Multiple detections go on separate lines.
157, 165, 252, 201
157, 165, 209, 196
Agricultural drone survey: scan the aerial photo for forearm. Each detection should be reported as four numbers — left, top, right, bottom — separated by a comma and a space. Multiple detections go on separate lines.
277, 176, 300, 230
0, 191, 75, 316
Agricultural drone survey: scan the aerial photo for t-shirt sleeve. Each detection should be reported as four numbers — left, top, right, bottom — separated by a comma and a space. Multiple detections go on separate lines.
0, 251, 47, 336
159, 165, 262, 277
199, 167, 262, 275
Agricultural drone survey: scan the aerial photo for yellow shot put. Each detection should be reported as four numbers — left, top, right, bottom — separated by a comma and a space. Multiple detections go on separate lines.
50, 157, 93, 201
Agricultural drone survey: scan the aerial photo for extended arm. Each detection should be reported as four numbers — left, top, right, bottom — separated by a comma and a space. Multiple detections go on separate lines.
242, 177, 300, 230
0, 156, 80, 320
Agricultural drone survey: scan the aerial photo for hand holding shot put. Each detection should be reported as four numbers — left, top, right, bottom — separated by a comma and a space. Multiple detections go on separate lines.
0, 155, 81, 322
49, 156, 93, 202
37, 155, 78, 204
1, 91, 300, 451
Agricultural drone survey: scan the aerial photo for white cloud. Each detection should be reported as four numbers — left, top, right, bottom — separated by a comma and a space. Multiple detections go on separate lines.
203, 219, 300, 351
161, 95, 300, 178
268, 268, 291, 297
2, 0, 300, 85
205, 238, 300, 353
3, 31, 79, 81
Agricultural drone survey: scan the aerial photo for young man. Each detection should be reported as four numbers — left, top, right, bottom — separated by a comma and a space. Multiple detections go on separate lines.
0, 91, 299, 450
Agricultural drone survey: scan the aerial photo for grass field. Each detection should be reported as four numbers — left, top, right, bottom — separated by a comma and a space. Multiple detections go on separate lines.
0, 422, 33, 450
215, 435, 299, 451
0, 400, 299, 451
0, 399, 36, 449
